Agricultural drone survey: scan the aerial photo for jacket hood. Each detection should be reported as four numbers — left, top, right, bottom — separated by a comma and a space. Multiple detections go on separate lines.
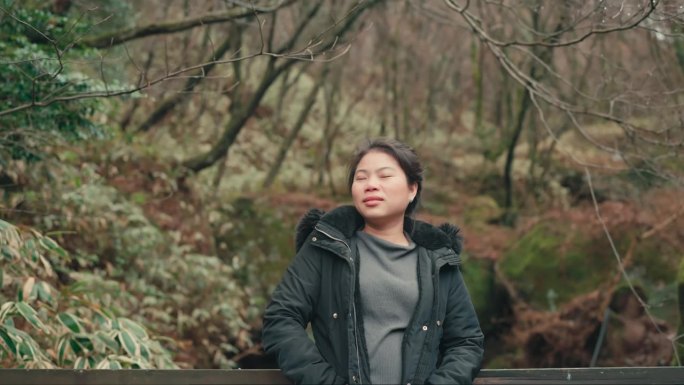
295, 205, 463, 254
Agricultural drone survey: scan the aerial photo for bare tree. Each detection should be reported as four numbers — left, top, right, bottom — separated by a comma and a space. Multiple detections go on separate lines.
181, 0, 384, 173
262, 66, 329, 188
433, 0, 684, 365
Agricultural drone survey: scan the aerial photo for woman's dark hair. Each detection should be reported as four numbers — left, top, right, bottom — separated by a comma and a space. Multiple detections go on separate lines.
347, 138, 424, 216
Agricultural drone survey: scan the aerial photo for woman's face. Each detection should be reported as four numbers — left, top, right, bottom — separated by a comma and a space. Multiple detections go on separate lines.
351, 150, 417, 226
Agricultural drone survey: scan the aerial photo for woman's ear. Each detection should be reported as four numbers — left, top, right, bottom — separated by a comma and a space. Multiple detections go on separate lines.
409, 183, 418, 201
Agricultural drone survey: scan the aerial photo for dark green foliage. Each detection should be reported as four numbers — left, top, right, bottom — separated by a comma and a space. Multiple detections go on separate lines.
619, 161, 668, 191
213, 197, 296, 300
0, 157, 261, 368
460, 255, 502, 335
0, 1, 105, 164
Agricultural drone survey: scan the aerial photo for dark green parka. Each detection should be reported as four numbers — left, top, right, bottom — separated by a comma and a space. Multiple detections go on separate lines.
262, 206, 484, 384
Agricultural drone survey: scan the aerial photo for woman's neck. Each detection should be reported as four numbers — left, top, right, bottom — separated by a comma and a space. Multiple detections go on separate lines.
362, 217, 409, 246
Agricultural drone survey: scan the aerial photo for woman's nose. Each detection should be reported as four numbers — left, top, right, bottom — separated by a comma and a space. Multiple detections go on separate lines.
364, 176, 379, 191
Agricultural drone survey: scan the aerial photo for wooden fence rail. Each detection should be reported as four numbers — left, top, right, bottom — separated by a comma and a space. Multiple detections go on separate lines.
0, 367, 682, 385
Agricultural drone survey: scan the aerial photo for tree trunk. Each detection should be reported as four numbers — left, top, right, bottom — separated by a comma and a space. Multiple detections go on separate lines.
262, 68, 327, 188
472, 37, 484, 133
391, 48, 401, 139
181, 0, 382, 174
501, 86, 531, 225
501, 5, 565, 225
317, 65, 342, 187
181, 59, 291, 172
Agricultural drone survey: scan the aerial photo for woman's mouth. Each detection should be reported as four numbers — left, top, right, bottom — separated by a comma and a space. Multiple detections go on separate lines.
363, 197, 383, 206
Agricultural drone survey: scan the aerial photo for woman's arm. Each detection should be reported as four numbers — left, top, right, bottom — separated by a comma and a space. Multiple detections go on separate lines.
427, 267, 485, 385
262, 241, 346, 385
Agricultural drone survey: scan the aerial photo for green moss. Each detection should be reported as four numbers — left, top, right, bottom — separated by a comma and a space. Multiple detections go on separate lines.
629, 233, 679, 283
461, 255, 497, 333
620, 230, 679, 325
499, 222, 613, 309
131, 192, 148, 205
500, 219, 681, 327
463, 196, 502, 227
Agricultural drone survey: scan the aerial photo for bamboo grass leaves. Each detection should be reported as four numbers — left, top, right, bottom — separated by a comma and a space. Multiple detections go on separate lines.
0, 219, 176, 369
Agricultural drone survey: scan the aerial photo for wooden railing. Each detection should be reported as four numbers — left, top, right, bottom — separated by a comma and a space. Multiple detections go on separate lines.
0, 367, 682, 384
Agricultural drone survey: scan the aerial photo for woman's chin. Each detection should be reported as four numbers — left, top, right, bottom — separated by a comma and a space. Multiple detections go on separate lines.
357, 208, 407, 224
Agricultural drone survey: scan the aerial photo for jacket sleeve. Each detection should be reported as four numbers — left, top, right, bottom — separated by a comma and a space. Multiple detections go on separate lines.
262, 241, 346, 385
427, 266, 485, 385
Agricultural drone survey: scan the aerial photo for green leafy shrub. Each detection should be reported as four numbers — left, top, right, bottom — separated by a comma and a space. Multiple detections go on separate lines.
0, 2, 106, 165
0, 219, 176, 368
15, 161, 257, 368
212, 197, 296, 307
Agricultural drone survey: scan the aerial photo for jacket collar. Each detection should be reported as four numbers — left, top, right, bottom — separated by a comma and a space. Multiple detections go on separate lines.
296, 206, 463, 262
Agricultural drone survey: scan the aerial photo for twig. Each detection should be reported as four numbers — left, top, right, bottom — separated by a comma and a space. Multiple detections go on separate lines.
585, 166, 680, 365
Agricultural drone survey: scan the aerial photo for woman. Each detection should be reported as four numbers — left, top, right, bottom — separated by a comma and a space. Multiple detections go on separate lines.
262, 138, 484, 384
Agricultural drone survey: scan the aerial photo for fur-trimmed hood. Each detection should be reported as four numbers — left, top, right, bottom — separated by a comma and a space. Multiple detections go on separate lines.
295, 205, 463, 255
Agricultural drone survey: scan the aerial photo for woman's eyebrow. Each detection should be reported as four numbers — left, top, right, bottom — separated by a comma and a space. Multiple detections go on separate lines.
356, 166, 395, 173
375, 166, 395, 172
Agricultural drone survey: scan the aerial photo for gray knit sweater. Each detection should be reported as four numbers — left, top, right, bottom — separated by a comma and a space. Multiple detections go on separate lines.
356, 230, 419, 385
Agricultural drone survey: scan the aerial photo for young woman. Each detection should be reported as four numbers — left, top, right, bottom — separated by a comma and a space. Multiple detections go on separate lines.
262, 138, 484, 384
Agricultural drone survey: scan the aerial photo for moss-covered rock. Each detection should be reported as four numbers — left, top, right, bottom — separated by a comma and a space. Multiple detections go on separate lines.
499, 223, 611, 309
499, 219, 680, 326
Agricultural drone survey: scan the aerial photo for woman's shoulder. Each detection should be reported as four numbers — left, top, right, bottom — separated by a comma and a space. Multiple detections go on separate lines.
295, 208, 326, 252
295, 206, 364, 252
410, 220, 463, 254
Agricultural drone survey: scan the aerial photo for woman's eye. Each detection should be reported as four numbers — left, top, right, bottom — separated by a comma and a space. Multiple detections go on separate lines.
380, 175, 392, 179
355, 176, 367, 181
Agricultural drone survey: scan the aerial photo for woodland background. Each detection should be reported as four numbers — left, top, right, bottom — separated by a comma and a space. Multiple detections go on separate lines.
1, 0, 683, 370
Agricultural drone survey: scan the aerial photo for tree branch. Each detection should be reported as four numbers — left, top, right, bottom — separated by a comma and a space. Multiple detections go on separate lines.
80, 0, 297, 48
136, 34, 235, 132
181, 0, 384, 173
445, 0, 658, 48
0, 52, 262, 118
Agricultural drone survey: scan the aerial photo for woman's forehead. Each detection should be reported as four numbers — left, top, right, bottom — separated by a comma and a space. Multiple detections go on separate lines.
356, 150, 399, 169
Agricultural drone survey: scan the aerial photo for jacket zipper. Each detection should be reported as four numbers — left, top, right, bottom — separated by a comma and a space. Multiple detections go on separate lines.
401, 249, 422, 384
315, 226, 363, 384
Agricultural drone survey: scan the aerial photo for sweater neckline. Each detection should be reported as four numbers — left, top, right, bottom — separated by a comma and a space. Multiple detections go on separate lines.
355, 229, 416, 251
